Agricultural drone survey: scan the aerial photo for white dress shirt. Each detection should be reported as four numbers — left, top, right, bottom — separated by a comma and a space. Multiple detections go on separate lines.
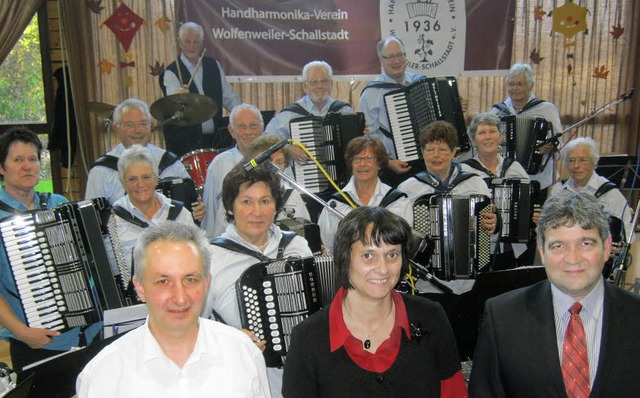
76, 318, 271, 398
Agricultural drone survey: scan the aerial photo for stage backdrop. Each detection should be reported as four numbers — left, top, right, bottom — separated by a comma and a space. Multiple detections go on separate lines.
178, 0, 515, 81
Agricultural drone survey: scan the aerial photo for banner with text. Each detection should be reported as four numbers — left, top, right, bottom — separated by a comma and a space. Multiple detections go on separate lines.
178, 0, 514, 80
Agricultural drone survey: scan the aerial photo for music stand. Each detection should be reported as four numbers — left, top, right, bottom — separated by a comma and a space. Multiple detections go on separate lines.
420, 266, 547, 359
18, 333, 125, 398
3, 372, 33, 398
595, 156, 640, 190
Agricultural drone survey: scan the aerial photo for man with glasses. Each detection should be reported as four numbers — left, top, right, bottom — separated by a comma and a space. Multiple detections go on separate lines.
160, 22, 241, 156
490, 63, 562, 200
549, 137, 633, 268
85, 98, 205, 223
201, 103, 265, 238
265, 60, 354, 165
358, 36, 426, 187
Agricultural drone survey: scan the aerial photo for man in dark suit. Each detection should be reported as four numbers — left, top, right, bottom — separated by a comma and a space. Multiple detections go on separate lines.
469, 190, 640, 397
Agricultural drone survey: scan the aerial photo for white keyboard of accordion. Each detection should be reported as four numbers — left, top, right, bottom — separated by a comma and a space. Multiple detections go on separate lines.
385, 93, 420, 161
291, 121, 328, 192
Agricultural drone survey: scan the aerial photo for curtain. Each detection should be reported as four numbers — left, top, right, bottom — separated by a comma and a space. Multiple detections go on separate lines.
58, 0, 639, 198
0, 0, 43, 65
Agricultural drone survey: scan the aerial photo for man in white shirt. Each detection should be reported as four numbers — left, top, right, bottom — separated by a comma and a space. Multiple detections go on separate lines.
76, 222, 270, 398
84, 98, 206, 222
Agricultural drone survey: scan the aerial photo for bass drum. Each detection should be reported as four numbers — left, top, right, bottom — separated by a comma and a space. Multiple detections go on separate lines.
180, 149, 220, 192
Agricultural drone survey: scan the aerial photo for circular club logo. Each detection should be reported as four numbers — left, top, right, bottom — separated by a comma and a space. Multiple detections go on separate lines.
380, 0, 465, 76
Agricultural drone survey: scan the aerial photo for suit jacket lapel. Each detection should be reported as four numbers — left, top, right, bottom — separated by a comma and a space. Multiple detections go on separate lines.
590, 283, 627, 396
528, 281, 568, 396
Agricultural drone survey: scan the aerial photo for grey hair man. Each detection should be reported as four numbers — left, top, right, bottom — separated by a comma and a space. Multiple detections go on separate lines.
77, 222, 270, 397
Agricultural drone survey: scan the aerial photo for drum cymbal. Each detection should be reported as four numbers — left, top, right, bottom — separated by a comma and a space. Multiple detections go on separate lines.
150, 93, 218, 127
88, 102, 115, 118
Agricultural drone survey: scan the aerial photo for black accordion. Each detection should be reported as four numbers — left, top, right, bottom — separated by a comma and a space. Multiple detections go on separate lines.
384, 76, 469, 163
156, 177, 198, 213
412, 194, 492, 280
0, 198, 133, 332
236, 255, 337, 367
489, 178, 540, 243
290, 112, 365, 193
501, 115, 550, 174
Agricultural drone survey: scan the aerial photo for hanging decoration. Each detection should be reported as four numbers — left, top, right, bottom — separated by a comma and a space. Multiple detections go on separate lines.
610, 24, 624, 40
104, 3, 144, 51
98, 59, 115, 74
156, 16, 172, 33
149, 61, 165, 77
592, 65, 610, 79
529, 49, 544, 65
87, 0, 104, 14
550, 1, 589, 40
103, 3, 144, 87
534, 5, 546, 21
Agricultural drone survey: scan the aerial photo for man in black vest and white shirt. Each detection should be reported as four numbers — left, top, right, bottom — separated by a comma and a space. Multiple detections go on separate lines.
160, 22, 241, 156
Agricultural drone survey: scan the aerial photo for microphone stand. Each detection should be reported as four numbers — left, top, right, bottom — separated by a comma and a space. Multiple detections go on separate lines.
612, 198, 640, 288
151, 110, 185, 131
262, 160, 453, 294
262, 160, 345, 220
538, 88, 635, 147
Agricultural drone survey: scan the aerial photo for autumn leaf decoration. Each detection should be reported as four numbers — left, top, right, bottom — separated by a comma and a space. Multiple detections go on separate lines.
149, 61, 165, 76
530, 49, 545, 64
592, 65, 609, 79
87, 0, 104, 14
98, 59, 115, 74
534, 6, 546, 21
610, 24, 624, 39
156, 16, 172, 33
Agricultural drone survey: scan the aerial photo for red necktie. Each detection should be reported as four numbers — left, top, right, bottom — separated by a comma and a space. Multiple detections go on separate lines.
562, 302, 590, 398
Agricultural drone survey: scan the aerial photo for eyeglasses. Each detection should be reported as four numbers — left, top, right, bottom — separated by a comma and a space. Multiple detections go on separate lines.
125, 175, 156, 185
121, 121, 150, 131
507, 81, 530, 88
352, 155, 377, 164
566, 157, 592, 165
423, 147, 452, 155
235, 122, 262, 132
306, 79, 330, 86
181, 40, 202, 47
380, 52, 406, 61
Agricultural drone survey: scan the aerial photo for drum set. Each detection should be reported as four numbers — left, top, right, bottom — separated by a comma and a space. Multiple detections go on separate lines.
89, 93, 224, 193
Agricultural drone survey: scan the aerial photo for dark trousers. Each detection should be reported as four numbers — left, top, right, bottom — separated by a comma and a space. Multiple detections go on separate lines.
8, 339, 65, 372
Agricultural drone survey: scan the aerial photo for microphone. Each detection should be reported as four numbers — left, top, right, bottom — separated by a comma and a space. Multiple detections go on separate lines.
620, 160, 632, 189
619, 88, 635, 101
242, 139, 291, 171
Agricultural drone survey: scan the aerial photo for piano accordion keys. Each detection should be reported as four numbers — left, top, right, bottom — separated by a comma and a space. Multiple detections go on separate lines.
384, 76, 469, 163
0, 198, 133, 332
289, 112, 365, 194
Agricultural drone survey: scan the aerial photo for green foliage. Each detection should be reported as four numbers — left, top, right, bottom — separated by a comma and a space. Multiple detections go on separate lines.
0, 14, 46, 123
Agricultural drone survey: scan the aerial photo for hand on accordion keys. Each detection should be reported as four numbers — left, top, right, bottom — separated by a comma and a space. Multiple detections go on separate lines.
481, 205, 499, 235
242, 328, 266, 352
291, 145, 310, 165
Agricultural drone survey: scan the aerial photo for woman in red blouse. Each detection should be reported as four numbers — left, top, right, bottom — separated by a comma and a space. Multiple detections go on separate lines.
282, 206, 468, 397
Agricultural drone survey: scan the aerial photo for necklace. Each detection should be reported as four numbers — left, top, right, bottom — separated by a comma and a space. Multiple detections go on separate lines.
343, 300, 394, 350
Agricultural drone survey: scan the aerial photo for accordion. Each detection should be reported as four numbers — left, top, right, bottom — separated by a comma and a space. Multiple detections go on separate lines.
384, 76, 469, 163
489, 178, 539, 243
500, 115, 550, 174
412, 194, 492, 280
0, 198, 133, 332
156, 177, 198, 213
236, 255, 337, 367
290, 112, 365, 193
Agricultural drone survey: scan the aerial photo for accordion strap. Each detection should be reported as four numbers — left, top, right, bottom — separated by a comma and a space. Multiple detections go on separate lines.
211, 231, 297, 261
414, 170, 476, 193
463, 158, 515, 178
0, 192, 50, 215
329, 189, 406, 208
594, 181, 618, 198
113, 200, 184, 228
158, 151, 181, 174
492, 98, 546, 116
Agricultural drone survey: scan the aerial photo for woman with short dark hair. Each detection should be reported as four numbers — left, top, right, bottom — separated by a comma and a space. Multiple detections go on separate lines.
283, 206, 467, 397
